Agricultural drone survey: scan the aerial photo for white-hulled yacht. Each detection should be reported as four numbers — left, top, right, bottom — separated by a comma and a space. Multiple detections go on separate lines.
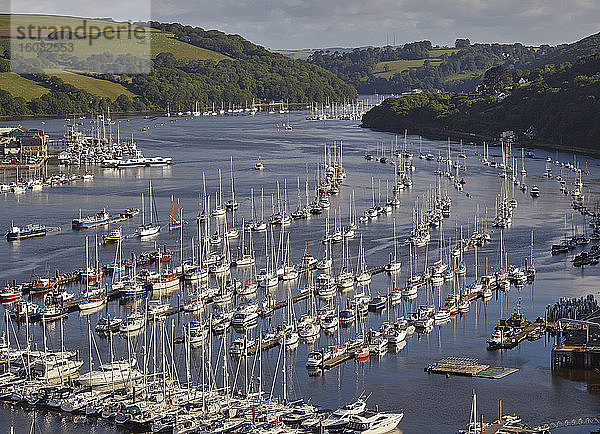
344, 410, 404, 434
322, 396, 368, 430
78, 359, 142, 388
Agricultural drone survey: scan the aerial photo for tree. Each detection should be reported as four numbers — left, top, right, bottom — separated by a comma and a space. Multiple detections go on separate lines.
483, 65, 513, 93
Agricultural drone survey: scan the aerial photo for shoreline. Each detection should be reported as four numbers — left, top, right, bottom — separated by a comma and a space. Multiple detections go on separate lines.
0, 110, 164, 122
361, 123, 600, 160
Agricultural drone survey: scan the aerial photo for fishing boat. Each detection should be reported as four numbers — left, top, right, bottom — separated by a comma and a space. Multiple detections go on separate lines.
30, 277, 58, 294
119, 208, 140, 218
354, 346, 370, 361
0, 285, 23, 303
72, 209, 112, 229
306, 348, 331, 368
147, 270, 180, 291
102, 227, 123, 244
299, 321, 321, 339
42, 304, 68, 321
81, 267, 103, 283
6, 223, 47, 241
368, 295, 387, 312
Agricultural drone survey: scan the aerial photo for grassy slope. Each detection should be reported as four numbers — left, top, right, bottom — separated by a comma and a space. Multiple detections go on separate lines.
51, 72, 135, 99
271, 49, 314, 61
0, 14, 231, 102
2, 14, 230, 61
372, 58, 443, 79
0, 72, 49, 100
150, 33, 230, 61
0, 14, 156, 31
370, 48, 458, 79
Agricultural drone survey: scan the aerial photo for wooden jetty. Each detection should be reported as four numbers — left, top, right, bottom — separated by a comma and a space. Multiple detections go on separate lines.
268, 291, 310, 311
321, 348, 358, 369
245, 337, 281, 355
551, 316, 600, 369
488, 319, 547, 350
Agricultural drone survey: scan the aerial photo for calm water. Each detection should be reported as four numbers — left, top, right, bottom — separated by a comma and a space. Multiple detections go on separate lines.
0, 110, 599, 433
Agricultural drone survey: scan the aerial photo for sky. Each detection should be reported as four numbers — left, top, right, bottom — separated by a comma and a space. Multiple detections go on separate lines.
6, 0, 600, 49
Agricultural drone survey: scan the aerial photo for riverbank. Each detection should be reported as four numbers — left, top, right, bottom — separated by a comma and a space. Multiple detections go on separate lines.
361, 122, 600, 160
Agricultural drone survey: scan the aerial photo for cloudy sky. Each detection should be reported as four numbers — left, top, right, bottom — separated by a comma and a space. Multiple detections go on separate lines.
8, 0, 600, 49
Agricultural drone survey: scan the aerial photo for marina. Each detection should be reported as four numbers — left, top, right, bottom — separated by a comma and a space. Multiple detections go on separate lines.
1, 110, 600, 433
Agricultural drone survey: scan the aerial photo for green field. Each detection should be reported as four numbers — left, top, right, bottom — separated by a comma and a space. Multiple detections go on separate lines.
443, 71, 482, 83
271, 49, 314, 60
429, 48, 459, 57
0, 14, 158, 31
2, 14, 228, 62
0, 72, 49, 100
151, 33, 230, 61
372, 58, 443, 79
51, 72, 135, 99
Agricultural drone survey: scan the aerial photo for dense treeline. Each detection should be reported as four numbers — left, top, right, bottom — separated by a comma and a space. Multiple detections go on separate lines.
0, 73, 148, 116
138, 22, 356, 106
307, 40, 550, 94
529, 32, 600, 68
362, 54, 600, 149
117, 52, 355, 110
0, 20, 356, 116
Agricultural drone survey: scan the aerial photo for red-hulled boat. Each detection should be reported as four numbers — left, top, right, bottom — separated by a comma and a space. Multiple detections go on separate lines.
151, 249, 173, 263
354, 346, 370, 361
82, 267, 104, 283
30, 278, 58, 295
0, 285, 23, 303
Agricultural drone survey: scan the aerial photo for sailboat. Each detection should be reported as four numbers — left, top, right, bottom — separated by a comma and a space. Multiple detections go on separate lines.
197, 172, 209, 222
168, 196, 182, 230
225, 156, 239, 211
337, 238, 354, 289
520, 148, 527, 176
281, 233, 298, 281
252, 188, 267, 231
136, 181, 161, 237
384, 219, 402, 272
458, 391, 487, 434
355, 235, 371, 284
212, 169, 226, 216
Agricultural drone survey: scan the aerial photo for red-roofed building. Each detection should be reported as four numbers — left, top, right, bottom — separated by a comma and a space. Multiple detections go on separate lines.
1, 126, 48, 157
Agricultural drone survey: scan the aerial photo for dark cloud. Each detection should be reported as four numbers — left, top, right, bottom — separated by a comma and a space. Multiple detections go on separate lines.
9, 0, 600, 48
